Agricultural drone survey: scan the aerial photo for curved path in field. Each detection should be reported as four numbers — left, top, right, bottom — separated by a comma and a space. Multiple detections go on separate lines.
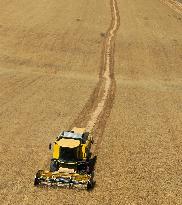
71, 0, 120, 152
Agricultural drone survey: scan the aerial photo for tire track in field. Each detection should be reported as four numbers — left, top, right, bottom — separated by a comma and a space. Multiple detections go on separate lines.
71, 0, 120, 154
160, 0, 182, 15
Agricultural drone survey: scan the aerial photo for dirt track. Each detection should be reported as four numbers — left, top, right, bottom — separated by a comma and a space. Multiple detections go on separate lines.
0, 0, 182, 204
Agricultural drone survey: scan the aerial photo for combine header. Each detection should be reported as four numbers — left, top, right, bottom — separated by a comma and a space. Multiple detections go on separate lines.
34, 127, 97, 190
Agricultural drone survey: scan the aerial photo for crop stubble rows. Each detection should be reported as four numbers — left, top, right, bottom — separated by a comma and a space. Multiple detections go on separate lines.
160, 0, 182, 14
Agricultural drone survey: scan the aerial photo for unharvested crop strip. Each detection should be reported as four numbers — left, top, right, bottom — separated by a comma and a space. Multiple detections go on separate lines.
71, 0, 120, 153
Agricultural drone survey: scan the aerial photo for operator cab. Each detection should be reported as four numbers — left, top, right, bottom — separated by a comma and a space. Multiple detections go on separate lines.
56, 130, 89, 144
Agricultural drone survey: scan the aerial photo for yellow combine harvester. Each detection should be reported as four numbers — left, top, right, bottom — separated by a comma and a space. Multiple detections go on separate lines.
34, 127, 97, 190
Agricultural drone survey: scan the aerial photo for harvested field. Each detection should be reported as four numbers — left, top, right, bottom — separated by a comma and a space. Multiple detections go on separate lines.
0, 0, 182, 204
161, 0, 182, 15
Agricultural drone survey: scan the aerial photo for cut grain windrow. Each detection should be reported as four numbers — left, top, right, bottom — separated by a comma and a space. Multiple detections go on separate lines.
86, 0, 120, 132
69, 0, 120, 154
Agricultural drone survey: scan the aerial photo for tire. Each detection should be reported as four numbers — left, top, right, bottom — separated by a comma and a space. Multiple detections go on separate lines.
87, 181, 92, 190
50, 160, 58, 172
87, 180, 95, 190
34, 177, 39, 186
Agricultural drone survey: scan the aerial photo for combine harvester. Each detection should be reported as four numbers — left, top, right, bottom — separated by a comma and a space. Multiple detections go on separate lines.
34, 127, 97, 190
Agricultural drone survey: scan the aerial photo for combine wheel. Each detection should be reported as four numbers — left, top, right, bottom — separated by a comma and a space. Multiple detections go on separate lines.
87, 180, 95, 190
34, 177, 39, 186
50, 160, 58, 172
34, 170, 43, 186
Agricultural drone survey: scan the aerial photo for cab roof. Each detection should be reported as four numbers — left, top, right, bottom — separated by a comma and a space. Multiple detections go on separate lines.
57, 138, 80, 148
56, 128, 89, 144
71, 127, 86, 134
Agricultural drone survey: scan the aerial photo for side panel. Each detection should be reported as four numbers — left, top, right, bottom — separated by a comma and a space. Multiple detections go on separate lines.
53, 143, 59, 159
81, 144, 87, 159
